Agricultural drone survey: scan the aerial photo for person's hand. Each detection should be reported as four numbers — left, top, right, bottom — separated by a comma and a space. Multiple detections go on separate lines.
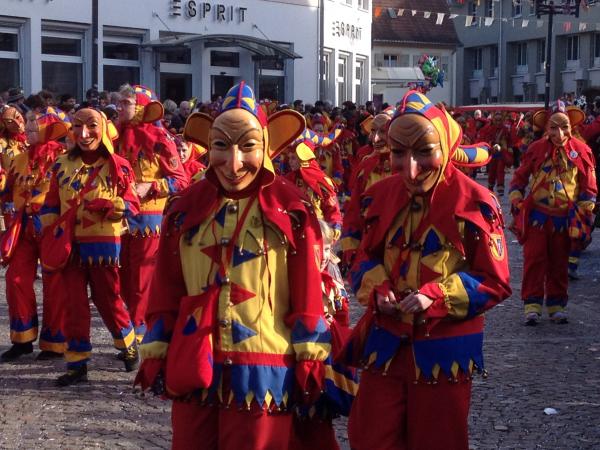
397, 292, 434, 314
135, 182, 153, 199
376, 289, 398, 316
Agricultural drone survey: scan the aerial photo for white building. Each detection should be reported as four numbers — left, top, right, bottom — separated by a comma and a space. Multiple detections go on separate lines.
0, 0, 371, 104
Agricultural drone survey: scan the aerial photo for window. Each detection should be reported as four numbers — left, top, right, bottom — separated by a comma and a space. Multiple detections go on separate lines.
383, 54, 398, 67
567, 35, 579, 61
398, 55, 410, 67
355, 58, 366, 103
259, 76, 285, 102
0, 29, 20, 92
337, 55, 348, 104
517, 42, 528, 66
440, 55, 450, 81
41, 31, 83, 99
468, 1, 477, 26
485, 0, 494, 17
595, 34, 600, 59
491, 46, 499, 69
473, 48, 483, 71
160, 47, 191, 64
538, 40, 546, 71
359, 0, 368, 10
103, 36, 142, 92
210, 51, 240, 67
512, 0, 522, 17
322, 51, 331, 81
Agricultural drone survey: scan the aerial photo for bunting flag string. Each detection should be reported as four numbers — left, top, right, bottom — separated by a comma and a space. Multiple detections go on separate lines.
382, 4, 600, 30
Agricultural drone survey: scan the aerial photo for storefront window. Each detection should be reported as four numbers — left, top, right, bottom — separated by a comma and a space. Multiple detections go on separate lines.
103, 66, 140, 92
211, 51, 239, 68
0, 29, 20, 91
160, 73, 192, 105
160, 47, 191, 64
42, 36, 81, 57
0, 32, 18, 52
104, 42, 138, 60
0, 59, 19, 92
42, 61, 82, 98
259, 75, 284, 102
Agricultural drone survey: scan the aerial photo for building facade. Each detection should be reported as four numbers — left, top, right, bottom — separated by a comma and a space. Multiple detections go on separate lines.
371, 0, 460, 106
452, 0, 600, 104
0, 0, 371, 104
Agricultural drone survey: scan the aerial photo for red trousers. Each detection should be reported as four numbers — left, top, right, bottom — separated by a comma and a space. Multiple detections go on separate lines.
522, 221, 570, 314
62, 260, 135, 369
487, 157, 506, 189
290, 416, 340, 450
5, 227, 65, 351
348, 345, 472, 450
120, 234, 159, 340
171, 401, 292, 450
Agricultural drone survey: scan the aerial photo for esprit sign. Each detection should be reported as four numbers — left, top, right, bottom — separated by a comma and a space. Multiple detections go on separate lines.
331, 21, 362, 40
169, 0, 248, 23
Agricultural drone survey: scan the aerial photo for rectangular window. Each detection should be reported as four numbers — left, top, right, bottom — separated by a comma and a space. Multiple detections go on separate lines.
512, 0, 522, 17
0, 32, 18, 52
491, 46, 498, 69
210, 51, 240, 68
567, 35, 579, 61
42, 36, 81, 57
160, 47, 191, 64
103, 42, 138, 61
337, 56, 348, 103
485, 0, 494, 17
355, 58, 365, 103
383, 54, 398, 67
538, 40, 546, 71
103, 66, 140, 92
0, 58, 19, 92
0, 28, 20, 91
468, 1, 477, 26
260, 58, 284, 71
517, 42, 528, 66
259, 75, 285, 103
322, 52, 330, 81
595, 34, 600, 59
474, 48, 483, 71
42, 61, 82, 98
359, 0, 368, 10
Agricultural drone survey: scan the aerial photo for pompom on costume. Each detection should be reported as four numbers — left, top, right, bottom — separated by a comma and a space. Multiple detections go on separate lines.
41, 109, 141, 382
0, 113, 69, 360
345, 91, 510, 450
136, 82, 331, 450
509, 101, 597, 324
116, 85, 189, 342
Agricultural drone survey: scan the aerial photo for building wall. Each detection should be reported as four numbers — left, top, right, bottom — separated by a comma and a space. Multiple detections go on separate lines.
452, 0, 600, 105
371, 44, 456, 105
0, 0, 371, 104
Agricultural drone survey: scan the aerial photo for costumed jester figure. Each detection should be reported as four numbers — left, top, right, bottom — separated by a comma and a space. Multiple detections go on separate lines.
345, 91, 511, 450
341, 108, 395, 266
285, 139, 342, 238
307, 115, 344, 190
135, 82, 331, 450
41, 108, 141, 385
0, 113, 69, 362
479, 112, 513, 196
509, 101, 597, 325
116, 85, 189, 343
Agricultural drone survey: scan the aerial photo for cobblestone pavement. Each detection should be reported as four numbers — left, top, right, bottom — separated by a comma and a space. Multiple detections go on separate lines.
1, 178, 600, 449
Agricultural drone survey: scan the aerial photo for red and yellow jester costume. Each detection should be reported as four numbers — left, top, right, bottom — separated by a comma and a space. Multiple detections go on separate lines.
346, 91, 511, 450
136, 82, 330, 450
0, 107, 28, 225
0, 113, 68, 361
116, 85, 189, 341
509, 102, 597, 324
285, 139, 342, 235
479, 112, 513, 195
42, 109, 141, 385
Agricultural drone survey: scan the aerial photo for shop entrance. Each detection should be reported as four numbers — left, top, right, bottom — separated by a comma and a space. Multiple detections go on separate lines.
211, 75, 235, 101
160, 73, 191, 104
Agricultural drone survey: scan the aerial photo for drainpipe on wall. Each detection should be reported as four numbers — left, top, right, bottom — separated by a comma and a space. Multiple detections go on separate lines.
498, 0, 503, 102
318, 0, 324, 101
92, 0, 98, 88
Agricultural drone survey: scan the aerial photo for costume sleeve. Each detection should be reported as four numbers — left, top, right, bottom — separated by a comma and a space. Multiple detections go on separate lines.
420, 207, 511, 324
570, 148, 598, 242
149, 140, 189, 198
319, 183, 342, 235
285, 210, 331, 363
39, 165, 60, 229
581, 117, 600, 143
508, 146, 535, 209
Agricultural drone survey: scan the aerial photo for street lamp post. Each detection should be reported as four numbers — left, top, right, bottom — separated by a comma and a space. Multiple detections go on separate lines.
535, 0, 591, 109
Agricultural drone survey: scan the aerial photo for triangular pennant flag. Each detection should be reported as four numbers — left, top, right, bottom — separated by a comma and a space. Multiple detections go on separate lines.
522, 19, 529, 27
465, 15, 474, 26
579, 22, 587, 31
450, 13, 458, 19
563, 21, 572, 32
387, 7, 397, 18
537, 19, 544, 27
398, 8, 405, 16
412, 9, 417, 16
436, 12, 445, 24
485, 17, 494, 26
424, 11, 431, 18
374, 6, 382, 17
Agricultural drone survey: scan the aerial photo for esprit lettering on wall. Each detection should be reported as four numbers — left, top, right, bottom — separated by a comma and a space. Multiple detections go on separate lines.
169, 0, 248, 23
331, 21, 362, 40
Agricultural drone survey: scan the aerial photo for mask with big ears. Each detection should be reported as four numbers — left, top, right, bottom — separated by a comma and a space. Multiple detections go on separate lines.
532, 100, 585, 148
183, 81, 305, 193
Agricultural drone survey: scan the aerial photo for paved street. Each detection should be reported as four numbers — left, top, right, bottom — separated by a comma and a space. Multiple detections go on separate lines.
1, 182, 599, 449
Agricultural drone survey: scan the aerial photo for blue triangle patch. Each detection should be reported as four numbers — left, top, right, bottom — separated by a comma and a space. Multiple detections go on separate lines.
231, 320, 257, 344
232, 246, 259, 266
71, 179, 82, 191
182, 316, 198, 335
421, 229, 442, 257
215, 205, 227, 227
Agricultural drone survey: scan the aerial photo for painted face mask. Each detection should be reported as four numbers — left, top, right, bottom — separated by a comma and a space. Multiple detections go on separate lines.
389, 114, 444, 195
73, 109, 103, 151
25, 113, 40, 145
546, 112, 571, 147
370, 114, 392, 153
2, 107, 25, 135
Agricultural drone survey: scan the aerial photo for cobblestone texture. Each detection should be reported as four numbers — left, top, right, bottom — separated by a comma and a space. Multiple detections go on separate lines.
1, 178, 599, 449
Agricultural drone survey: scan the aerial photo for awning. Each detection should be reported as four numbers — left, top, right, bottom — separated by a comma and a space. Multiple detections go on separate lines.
141, 33, 302, 60
371, 67, 425, 83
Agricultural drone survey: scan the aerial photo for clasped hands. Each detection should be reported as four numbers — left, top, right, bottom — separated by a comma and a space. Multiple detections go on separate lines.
376, 289, 433, 316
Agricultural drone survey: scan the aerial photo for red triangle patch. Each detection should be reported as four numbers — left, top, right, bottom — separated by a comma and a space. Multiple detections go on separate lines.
229, 282, 255, 305
81, 216, 95, 229
419, 262, 442, 284
200, 244, 222, 265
